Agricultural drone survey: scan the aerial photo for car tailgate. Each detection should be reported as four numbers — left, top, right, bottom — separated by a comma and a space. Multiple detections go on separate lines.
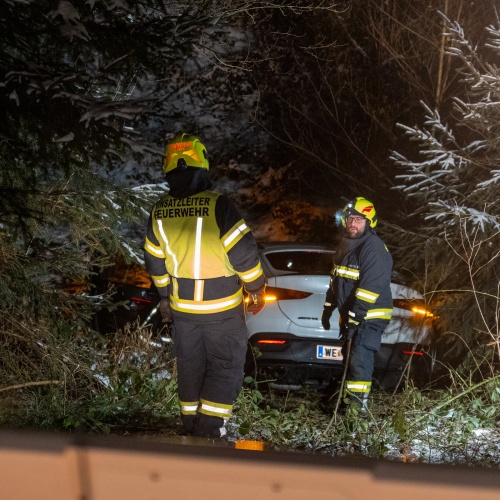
274, 275, 329, 328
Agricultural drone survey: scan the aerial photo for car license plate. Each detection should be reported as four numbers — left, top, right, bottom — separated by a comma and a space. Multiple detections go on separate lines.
316, 345, 343, 360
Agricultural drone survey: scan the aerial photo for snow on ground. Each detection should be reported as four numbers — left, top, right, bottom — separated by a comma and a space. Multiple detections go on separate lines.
384, 427, 500, 465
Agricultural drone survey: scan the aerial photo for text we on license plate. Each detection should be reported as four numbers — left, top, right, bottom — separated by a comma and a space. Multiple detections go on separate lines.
316, 345, 343, 360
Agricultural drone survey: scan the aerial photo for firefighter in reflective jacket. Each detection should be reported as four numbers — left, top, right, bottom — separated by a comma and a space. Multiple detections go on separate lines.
321, 197, 393, 412
144, 133, 266, 438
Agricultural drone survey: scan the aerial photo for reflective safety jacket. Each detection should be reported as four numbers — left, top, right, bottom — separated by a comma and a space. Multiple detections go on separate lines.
144, 188, 265, 320
327, 229, 393, 327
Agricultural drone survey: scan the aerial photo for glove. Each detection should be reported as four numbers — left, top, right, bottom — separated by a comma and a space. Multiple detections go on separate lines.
159, 298, 173, 323
247, 290, 266, 315
321, 304, 334, 330
344, 322, 358, 341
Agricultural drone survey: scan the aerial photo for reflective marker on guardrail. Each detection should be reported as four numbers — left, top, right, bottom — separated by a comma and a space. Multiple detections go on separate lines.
235, 440, 265, 451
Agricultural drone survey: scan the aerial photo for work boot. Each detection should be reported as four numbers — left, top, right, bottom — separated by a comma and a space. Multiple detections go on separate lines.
180, 414, 198, 436
193, 414, 227, 438
347, 392, 370, 416
344, 381, 371, 415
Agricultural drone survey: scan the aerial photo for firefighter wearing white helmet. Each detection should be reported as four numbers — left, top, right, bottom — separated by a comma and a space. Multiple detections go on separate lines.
322, 197, 393, 413
144, 133, 266, 438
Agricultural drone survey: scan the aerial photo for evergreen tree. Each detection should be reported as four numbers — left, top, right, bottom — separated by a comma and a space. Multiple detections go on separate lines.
0, 0, 340, 426
390, 13, 500, 366
0, 0, 194, 403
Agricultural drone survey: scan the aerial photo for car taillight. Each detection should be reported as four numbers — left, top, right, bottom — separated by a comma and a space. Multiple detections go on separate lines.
129, 295, 153, 311
131, 296, 152, 304
393, 299, 435, 318
263, 287, 312, 301
402, 350, 424, 356
257, 339, 287, 345
244, 287, 311, 304
411, 305, 435, 317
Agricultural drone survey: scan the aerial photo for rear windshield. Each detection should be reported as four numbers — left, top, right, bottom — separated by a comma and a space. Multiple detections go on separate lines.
264, 250, 334, 275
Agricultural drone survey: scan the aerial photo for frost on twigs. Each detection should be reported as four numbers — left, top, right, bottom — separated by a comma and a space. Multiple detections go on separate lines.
390, 15, 500, 359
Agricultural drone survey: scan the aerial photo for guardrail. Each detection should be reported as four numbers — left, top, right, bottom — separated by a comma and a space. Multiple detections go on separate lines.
1, 430, 500, 499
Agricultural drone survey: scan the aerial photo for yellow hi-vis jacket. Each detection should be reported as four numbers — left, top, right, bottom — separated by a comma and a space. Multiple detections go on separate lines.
144, 190, 265, 319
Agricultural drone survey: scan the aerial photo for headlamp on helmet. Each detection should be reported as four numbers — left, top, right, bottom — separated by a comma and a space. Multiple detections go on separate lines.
163, 133, 209, 174
340, 197, 378, 228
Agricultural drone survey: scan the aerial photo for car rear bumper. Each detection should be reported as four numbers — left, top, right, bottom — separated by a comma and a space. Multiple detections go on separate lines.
248, 332, 344, 366
246, 332, 344, 388
246, 333, 435, 389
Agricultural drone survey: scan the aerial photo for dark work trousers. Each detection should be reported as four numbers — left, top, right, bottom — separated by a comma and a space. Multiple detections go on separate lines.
172, 304, 248, 437
341, 321, 387, 404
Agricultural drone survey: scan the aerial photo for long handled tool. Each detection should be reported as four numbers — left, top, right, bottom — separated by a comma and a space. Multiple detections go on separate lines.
324, 338, 352, 433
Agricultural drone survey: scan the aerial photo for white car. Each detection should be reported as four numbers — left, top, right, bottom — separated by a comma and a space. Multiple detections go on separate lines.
245, 242, 436, 390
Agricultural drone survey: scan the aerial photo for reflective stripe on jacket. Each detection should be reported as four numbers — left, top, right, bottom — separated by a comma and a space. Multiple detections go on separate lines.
144, 190, 265, 318
330, 230, 393, 326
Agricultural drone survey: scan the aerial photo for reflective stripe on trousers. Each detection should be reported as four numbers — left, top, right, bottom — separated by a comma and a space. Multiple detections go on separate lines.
173, 303, 247, 436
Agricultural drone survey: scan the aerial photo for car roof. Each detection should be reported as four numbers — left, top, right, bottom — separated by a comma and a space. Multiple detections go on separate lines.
257, 242, 410, 287
257, 242, 333, 252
